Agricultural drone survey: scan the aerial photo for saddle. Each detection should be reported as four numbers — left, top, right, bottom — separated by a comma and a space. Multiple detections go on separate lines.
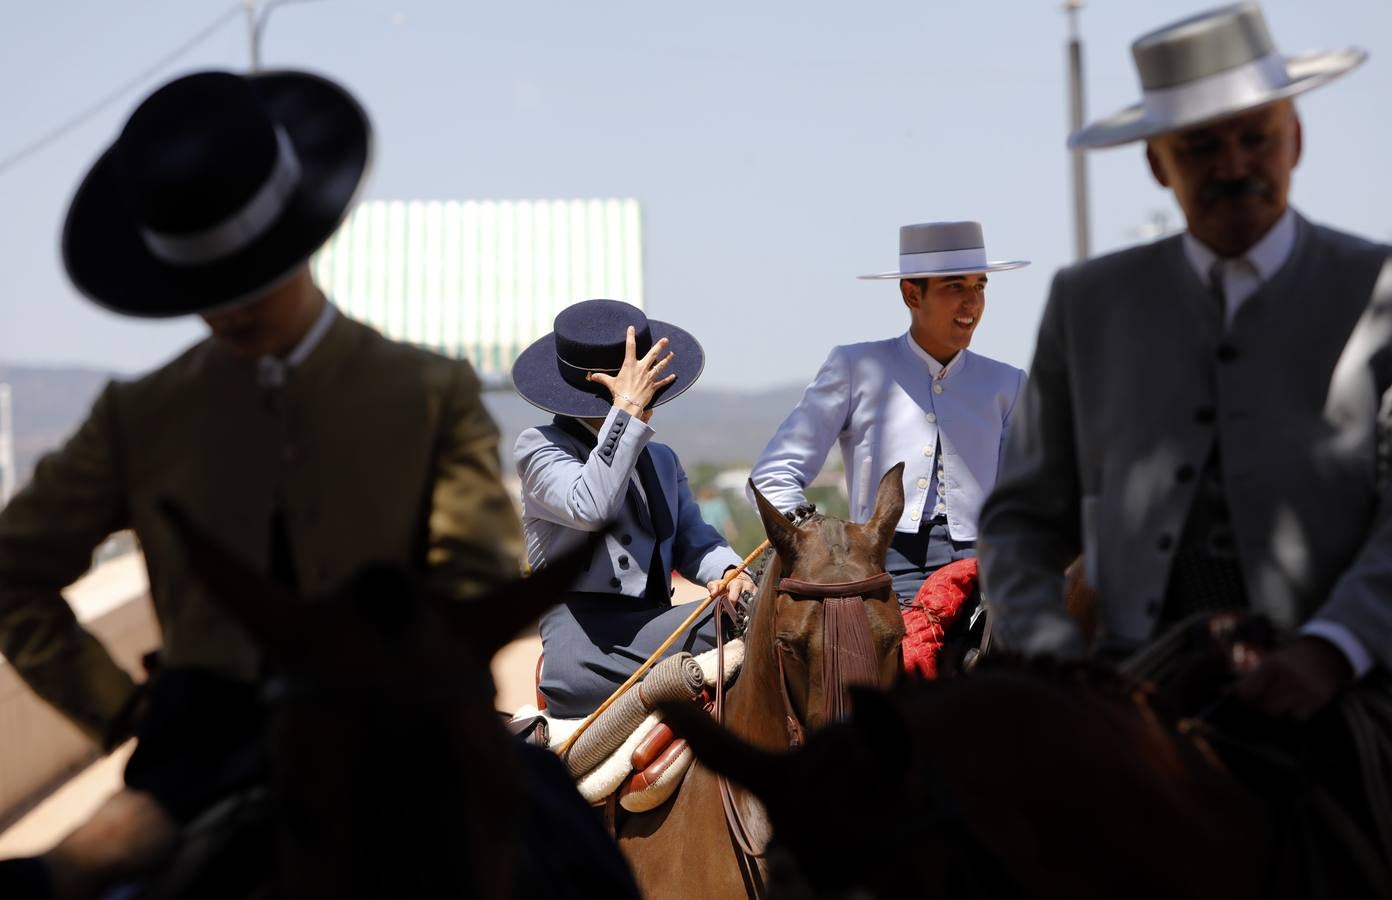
509, 640, 744, 814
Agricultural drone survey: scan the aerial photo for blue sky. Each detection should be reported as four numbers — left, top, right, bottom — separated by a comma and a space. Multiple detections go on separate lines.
3, 0, 1389, 388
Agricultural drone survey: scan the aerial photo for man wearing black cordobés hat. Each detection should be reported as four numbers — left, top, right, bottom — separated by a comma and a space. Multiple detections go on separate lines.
0, 70, 522, 896
513, 299, 756, 719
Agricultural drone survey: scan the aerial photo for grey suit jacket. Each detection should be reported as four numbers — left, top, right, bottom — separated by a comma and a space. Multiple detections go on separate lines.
515, 407, 741, 598
979, 213, 1392, 669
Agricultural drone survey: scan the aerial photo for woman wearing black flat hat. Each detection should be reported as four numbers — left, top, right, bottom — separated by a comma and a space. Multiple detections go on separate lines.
513, 299, 756, 718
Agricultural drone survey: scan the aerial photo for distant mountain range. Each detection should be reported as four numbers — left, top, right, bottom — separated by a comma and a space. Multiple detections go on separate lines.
0, 363, 820, 486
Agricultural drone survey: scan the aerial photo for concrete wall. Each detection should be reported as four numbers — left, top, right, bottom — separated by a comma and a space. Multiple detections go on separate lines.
0, 555, 157, 826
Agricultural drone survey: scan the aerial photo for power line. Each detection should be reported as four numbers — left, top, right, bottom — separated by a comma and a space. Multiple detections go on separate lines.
0, 3, 244, 178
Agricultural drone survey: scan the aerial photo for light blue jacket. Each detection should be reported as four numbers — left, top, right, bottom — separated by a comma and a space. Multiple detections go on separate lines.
751, 335, 1025, 540
515, 406, 741, 597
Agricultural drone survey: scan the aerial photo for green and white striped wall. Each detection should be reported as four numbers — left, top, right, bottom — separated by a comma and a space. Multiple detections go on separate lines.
311, 198, 644, 376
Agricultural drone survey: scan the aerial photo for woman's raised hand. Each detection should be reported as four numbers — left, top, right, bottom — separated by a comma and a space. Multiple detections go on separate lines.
587, 326, 676, 418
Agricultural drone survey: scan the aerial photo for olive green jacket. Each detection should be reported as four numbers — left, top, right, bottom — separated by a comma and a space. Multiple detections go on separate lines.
0, 313, 522, 741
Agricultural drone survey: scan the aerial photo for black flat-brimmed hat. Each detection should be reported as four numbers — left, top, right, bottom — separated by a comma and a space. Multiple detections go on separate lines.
511, 299, 705, 418
62, 69, 371, 317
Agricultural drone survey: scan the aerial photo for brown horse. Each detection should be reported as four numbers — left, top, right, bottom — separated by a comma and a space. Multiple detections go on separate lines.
617, 465, 907, 898
141, 504, 641, 900
662, 614, 1392, 900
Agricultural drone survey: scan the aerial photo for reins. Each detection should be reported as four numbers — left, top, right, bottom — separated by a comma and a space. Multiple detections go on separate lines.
713, 569, 894, 896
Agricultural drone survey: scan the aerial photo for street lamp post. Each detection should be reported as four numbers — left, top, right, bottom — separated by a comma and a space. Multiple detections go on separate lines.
0, 384, 14, 507
245, 0, 327, 72
1065, 0, 1091, 261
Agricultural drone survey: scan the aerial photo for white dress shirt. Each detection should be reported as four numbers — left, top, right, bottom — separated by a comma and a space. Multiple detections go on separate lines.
1183, 210, 1371, 677
902, 336, 961, 521
256, 300, 338, 388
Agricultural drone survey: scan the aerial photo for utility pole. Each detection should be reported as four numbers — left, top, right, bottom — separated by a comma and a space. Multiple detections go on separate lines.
245, 0, 326, 72
0, 384, 14, 507
1065, 0, 1091, 261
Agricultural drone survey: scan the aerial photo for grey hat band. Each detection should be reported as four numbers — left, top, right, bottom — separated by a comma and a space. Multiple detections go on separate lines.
1142, 50, 1289, 126
898, 246, 990, 272
139, 126, 302, 267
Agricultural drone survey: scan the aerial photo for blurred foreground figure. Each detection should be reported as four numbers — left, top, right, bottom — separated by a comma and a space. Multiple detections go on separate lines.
0, 69, 520, 898
981, 1, 1390, 720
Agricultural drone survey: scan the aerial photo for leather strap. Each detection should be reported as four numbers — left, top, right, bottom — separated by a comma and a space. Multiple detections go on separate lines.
711, 569, 892, 890
777, 572, 892, 599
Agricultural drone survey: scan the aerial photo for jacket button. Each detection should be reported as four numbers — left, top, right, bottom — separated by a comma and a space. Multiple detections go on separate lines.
1194, 405, 1216, 424
1157, 534, 1174, 551
620, 534, 633, 546
1175, 465, 1196, 484
618, 555, 629, 569
609, 577, 622, 589
1216, 344, 1238, 363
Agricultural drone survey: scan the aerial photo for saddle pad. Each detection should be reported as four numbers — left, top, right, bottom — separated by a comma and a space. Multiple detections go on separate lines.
509, 639, 745, 803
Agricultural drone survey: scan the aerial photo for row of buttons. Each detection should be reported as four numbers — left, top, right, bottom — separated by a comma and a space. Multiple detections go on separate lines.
1144, 395, 1230, 618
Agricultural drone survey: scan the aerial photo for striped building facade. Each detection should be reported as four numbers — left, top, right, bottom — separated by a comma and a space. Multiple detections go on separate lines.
311, 198, 644, 378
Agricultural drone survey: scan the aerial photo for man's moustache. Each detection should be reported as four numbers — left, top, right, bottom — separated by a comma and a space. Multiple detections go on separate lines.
1203, 178, 1271, 203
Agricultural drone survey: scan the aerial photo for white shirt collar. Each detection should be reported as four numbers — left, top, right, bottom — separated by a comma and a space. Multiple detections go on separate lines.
903, 332, 962, 379
256, 300, 338, 387
1182, 207, 1297, 284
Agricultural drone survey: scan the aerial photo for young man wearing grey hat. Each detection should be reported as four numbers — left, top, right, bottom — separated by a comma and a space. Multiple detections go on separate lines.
751, 221, 1028, 606
980, 3, 1389, 719
0, 71, 523, 897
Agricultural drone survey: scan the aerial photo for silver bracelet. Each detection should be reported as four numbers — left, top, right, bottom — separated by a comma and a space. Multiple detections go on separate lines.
615, 392, 639, 407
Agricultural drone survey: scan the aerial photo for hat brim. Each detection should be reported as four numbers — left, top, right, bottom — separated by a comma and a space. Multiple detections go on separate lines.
510, 319, 706, 418
62, 70, 372, 318
1070, 48, 1365, 151
857, 259, 1030, 280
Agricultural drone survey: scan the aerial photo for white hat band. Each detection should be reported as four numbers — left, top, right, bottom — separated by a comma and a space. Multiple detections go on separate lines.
898, 246, 989, 272
139, 127, 303, 267
1141, 51, 1290, 129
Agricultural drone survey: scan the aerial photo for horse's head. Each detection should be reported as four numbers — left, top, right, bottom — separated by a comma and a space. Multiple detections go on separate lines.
742, 464, 906, 739
662, 684, 920, 899
158, 500, 589, 899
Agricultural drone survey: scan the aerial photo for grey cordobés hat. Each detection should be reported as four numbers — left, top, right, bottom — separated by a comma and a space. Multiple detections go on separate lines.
1070, 2, 1365, 150
858, 221, 1028, 280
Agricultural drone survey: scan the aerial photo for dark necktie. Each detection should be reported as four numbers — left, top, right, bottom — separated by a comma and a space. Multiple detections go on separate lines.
1210, 260, 1228, 327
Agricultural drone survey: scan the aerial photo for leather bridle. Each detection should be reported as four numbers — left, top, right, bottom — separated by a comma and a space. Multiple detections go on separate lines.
711, 570, 894, 897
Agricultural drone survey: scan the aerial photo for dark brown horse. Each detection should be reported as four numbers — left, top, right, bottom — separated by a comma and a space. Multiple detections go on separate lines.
662, 614, 1392, 900
617, 465, 907, 898
148, 504, 641, 900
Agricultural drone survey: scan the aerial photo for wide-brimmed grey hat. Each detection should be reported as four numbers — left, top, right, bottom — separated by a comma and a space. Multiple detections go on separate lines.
1071, 2, 1365, 150
858, 221, 1028, 280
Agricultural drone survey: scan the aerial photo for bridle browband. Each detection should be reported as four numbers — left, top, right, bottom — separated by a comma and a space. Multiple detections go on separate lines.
713, 567, 894, 896
776, 572, 894, 599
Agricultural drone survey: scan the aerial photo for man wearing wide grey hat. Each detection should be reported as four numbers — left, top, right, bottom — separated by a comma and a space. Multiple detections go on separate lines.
979, 2, 1389, 719
751, 221, 1028, 606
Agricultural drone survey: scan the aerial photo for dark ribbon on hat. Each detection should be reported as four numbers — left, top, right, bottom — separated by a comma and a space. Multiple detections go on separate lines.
553, 415, 674, 606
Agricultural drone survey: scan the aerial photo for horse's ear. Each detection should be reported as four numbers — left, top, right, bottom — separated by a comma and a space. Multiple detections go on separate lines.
157, 498, 308, 651
863, 463, 905, 553
442, 534, 598, 657
657, 700, 790, 803
750, 479, 800, 561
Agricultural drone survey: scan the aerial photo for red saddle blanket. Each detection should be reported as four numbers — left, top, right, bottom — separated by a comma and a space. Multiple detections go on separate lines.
901, 558, 979, 679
